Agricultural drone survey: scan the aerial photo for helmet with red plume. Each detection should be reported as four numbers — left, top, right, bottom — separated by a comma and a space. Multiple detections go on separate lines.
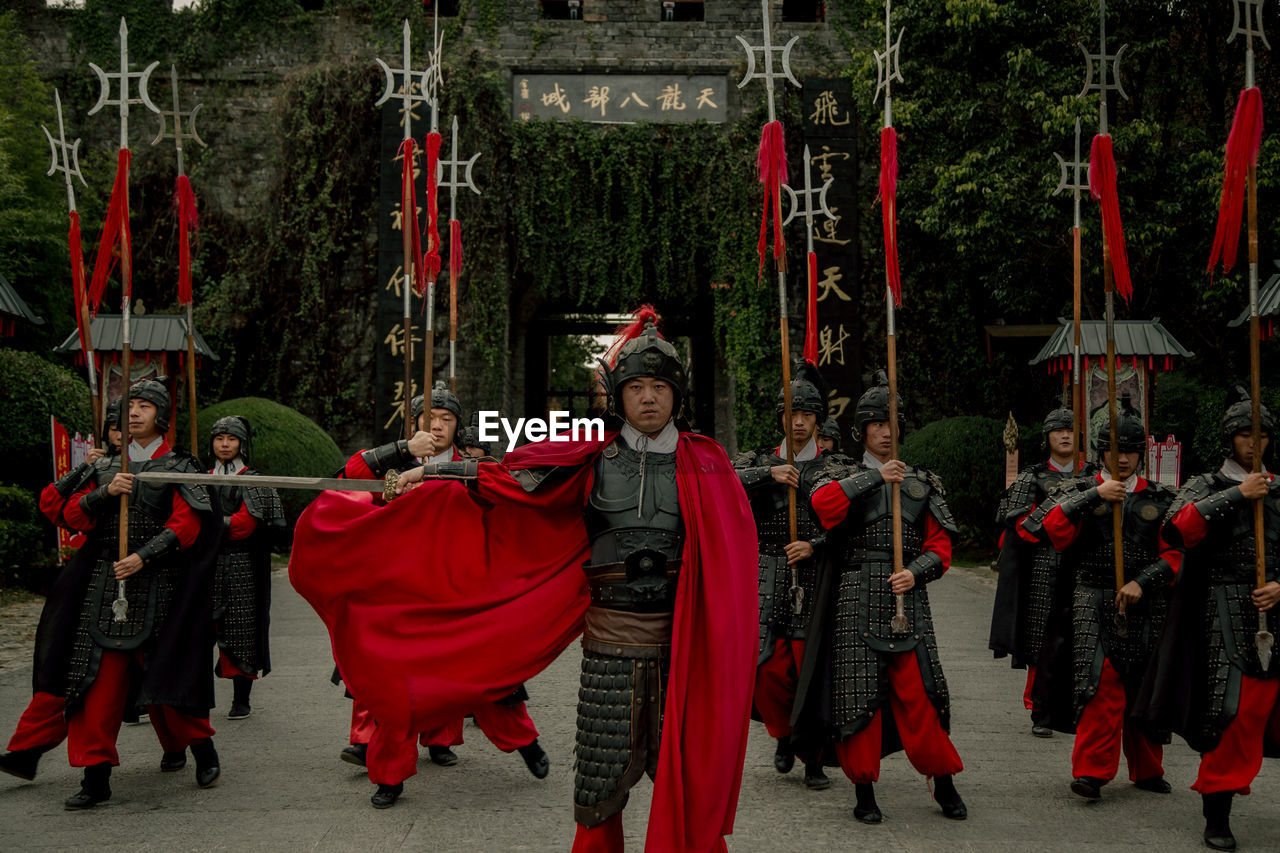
600, 305, 686, 418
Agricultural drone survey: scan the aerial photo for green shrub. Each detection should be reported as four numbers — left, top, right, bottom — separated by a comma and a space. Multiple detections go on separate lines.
180, 396, 345, 529
900, 416, 1006, 550
0, 485, 52, 591
0, 349, 93, 491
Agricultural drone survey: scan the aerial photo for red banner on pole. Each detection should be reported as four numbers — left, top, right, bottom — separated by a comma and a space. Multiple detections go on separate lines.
50, 415, 89, 559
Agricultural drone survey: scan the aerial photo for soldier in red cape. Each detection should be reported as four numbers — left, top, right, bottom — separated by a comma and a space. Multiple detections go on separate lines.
290, 307, 757, 850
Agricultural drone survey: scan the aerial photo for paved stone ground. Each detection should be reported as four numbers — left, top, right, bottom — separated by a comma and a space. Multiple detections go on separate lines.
1, 561, 1277, 852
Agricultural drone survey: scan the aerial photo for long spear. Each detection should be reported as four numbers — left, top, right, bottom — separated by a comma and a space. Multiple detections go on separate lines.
375, 19, 432, 437
42, 90, 99, 448
1054, 119, 1088, 474
735, 0, 803, 608
422, 6, 445, 407
1079, 0, 1132, 633
87, 17, 159, 622
153, 64, 207, 456
438, 115, 482, 395
873, 0, 910, 634
1209, 0, 1271, 669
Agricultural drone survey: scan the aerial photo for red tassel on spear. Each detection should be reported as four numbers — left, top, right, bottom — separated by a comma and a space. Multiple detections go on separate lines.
424, 131, 444, 284
399, 138, 427, 297
1088, 134, 1133, 303
68, 211, 89, 353
449, 219, 462, 282
878, 126, 901, 306
88, 148, 132, 314
1208, 87, 1264, 275
756, 120, 788, 279
173, 174, 199, 305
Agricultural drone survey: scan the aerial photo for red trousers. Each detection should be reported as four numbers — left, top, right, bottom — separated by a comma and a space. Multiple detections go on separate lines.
569, 814, 728, 853
216, 650, 256, 680
5, 692, 67, 753
1193, 674, 1280, 795
367, 702, 539, 785
1023, 668, 1036, 711
350, 699, 466, 748
834, 650, 964, 784
1071, 657, 1163, 783
66, 650, 214, 767
755, 638, 804, 739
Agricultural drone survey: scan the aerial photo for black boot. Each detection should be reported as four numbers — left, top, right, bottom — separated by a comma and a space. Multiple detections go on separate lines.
64, 763, 111, 809
428, 745, 458, 766
803, 761, 831, 790
371, 782, 403, 808
933, 774, 967, 820
854, 782, 882, 824
1202, 792, 1237, 851
1070, 775, 1104, 800
228, 676, 252, 720
517, 739, 550, 779
160, 750, 187, 771
1135, 775, 1172, 794
0, 748, 43, 781
773, 737, 795, 774
191, 738, 221, 788
340, 743, 367, 767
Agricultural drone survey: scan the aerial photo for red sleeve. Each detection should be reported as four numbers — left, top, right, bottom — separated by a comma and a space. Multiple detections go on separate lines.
923, 514, 952, 572
343, 451, 376, 480
811, 481, 851, 529
61, 483, 101, 532
1039, 502, 1083, 551
1158, 529, 1183, 578
165, 490, 203, 549
1167, 502, 1210, 551
1010, 505, 1040, 544
39, 483, 69, 527
228, 501, 258, 541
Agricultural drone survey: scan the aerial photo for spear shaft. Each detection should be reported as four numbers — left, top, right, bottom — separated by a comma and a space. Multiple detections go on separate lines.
423, 3, 442, 413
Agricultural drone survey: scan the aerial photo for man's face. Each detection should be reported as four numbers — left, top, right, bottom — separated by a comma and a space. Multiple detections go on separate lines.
1232, 430, 1270, 469
1105, 450, 1141, 479
107, 426, 122, 451
863, 420, 894, 461
428, 408, 457, 449
786, 410, 818, 448
129, 399, 160, 441
212, 434, 241, 463
817, 435, 836, 453
620, 377, 675, 435
1047, 428, 1074, 459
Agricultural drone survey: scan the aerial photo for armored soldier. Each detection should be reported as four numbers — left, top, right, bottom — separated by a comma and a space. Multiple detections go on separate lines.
990, 407, 1095, 737
800, 372, 967, 824
816, 416, 841, 454
1, 400, 122, 783
19, 381, 221, 808
337, 382, 548, 808
1142, 392, 1280, 850
459, 411, 491, 459
1022, 409, 1176, 801
732, 371, 830, 789
382, 310, 757, 850
208, 416, 286, 720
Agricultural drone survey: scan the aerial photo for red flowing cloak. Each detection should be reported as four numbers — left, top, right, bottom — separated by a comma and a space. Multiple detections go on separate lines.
289, 432, 758, 851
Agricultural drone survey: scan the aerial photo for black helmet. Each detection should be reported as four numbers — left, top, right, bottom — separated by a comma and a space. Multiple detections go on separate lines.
1220, 386, 1276, 460
1095, 398, 1146, 455
853, 370, 905, 442
103, 397, 122, 430
410, 394, 426, 421
209, 415, 252, 464
128, 379, 170, 432
818, 416, 842, 452
603, 309, 686, 419
775, 363, 827, 429
1042, 407, 1074, 451
458, 411, 489, 455
427, 380, 463, 423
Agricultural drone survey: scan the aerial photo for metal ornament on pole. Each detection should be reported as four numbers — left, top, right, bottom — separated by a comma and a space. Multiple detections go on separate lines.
1229, 0, 1273, 669
88, 17, 160, 622
782, 145, 837, 615
872, 0, 911, 635
375, 18, 433, 438
438, 115, 482, 395
1053, 119, 1088, 474
43, 90, 100, 447
422, 6, 444, 408
735, 0, 804, 612
152, 64, 208, 457
1077, 0, 1130, 637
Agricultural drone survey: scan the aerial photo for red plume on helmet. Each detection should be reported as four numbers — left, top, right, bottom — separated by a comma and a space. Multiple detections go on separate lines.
605, 304, 662, 367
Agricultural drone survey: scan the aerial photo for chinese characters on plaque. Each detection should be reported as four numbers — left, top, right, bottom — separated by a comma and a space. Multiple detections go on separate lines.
513, 75, 727, 124
802, 78, 859, 427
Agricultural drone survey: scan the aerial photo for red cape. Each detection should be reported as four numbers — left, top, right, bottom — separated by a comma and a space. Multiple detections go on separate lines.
289, 432, 758, 851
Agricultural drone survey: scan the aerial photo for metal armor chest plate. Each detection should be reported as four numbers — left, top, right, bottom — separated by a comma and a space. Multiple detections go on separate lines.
583, 441, 684, 612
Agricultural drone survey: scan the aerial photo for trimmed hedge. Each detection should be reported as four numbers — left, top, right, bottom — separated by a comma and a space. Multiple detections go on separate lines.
900, 416, 1006, 550
180, 396, 345, 528
0, 349, 92, 491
